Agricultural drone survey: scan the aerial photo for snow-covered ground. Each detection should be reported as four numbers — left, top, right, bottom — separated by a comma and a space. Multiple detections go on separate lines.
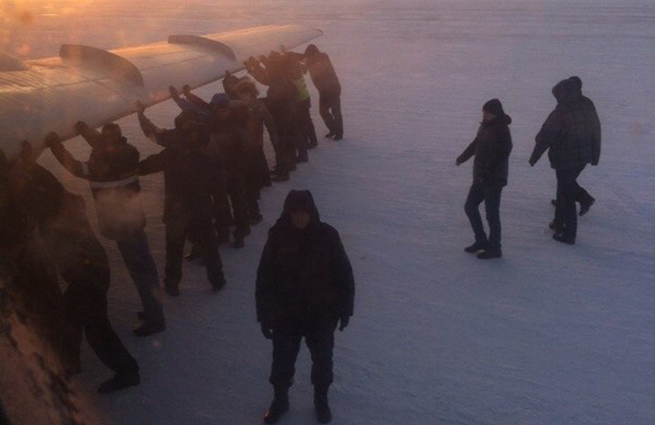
6, 0, 655, 424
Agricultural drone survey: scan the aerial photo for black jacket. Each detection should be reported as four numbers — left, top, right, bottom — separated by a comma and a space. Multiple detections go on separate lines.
256, 191, 355, 329
138, 113, 222, 227
530, 77, 601, 170
305, 52, 341, 97
457, 115, 513, 188
49, 131, 146, 240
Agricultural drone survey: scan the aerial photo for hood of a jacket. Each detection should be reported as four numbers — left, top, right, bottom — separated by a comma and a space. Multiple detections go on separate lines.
271, 190, 321, 234
552, 77, 582, 104
483, 114, 512, 127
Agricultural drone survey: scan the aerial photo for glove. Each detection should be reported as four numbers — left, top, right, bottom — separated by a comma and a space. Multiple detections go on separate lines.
134, 101, 146, 115
261, 323, 273, 339
338, 315, 350, 332
44, 132, 60, 148
74, 121, 88, 133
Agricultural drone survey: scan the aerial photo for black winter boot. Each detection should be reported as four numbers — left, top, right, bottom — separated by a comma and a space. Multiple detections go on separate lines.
314, 385, 332, 423
477, 249, 502, 260
264, 385, 289, 424
464, 241, 488, 253
97, 369, 140, 394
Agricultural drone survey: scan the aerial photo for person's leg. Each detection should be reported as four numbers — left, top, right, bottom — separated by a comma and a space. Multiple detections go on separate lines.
265, 328, 302, 423
555, 166, 584, 242
188, 225, 225, 290
164, 223, 186, 295
306, 323, 337, 423
116, 231, 164, 327
330, 94, 343, 140
227, 175, 251, 247
464, 184, 488, 249
303, 99, 318, 148
63, 265, 139, 392
575, 183, 595, 216
484, 187, 503, 251
319, 94, 336, 136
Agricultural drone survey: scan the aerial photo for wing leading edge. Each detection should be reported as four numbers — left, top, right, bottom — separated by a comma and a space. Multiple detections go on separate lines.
0, 24, 323, 158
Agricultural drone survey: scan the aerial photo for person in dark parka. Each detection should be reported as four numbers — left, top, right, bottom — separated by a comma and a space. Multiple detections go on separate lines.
547, 76, 600, 218
136, 104, 227, 295
303, 44, 343, 140
256, 190, 355, 424
456, 99, 513, 259
529, 77, 601, 244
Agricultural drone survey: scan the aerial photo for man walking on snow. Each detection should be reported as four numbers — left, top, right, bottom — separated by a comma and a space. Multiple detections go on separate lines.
529, 76, 601, 245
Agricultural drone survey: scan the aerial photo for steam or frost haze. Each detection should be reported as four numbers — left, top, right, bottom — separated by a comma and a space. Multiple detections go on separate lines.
3, 1, 654, 424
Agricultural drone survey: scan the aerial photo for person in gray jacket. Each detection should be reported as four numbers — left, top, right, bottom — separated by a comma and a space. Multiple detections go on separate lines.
457, 99, 513, 259
529, 76, 601, 244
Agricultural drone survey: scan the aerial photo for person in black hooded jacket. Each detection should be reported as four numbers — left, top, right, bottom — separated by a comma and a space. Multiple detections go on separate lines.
529, 76, 601, 244
256, 190, 355, 424
456, 99, 513, 259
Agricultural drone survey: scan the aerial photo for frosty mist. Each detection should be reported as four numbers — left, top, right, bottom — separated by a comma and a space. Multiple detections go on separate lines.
2, 1, 655, 425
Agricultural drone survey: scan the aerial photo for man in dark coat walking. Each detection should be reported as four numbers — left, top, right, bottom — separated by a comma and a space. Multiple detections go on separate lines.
256, 190, 355, 424
529, 76, 601, 244
456, 99, 513, 259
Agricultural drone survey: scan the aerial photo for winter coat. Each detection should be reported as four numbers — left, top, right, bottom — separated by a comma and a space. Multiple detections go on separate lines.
256, 190, 355, 329
138, 114, 222, 228
208, 104, 251, 178
305, 52, 341, 97
49, 131, 146, 240
245, 98, 279, 148
457, 115, 513, 188
530, 77, 602, 170
12, 163, 109, 275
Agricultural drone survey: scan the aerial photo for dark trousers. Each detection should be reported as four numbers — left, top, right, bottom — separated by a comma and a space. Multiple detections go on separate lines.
227, 175, 250, 237
116, 230, 163, 325
464, 184, 503, 250
555, 165, 586, 239
61, 264, 138, 374
319, 92, 343, 137
164, 222, 224, 288
298, 98, 318, 148
270, 322, 336, 388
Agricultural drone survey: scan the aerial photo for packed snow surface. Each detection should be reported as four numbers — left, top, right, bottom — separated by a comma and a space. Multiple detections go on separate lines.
5, 0, 654, 424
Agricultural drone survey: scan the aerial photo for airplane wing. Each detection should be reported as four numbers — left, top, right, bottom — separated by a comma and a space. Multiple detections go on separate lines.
0, 25, 322, 159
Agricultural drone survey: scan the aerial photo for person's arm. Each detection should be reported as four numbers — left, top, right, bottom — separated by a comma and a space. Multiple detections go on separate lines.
331, 229, 355, 330
135, 102, 176, 148
44, 132, 87, 179
75, 121, 102, 147
255, 238, 278, 331
181, 86, 211, 110
244, 58, 270, 86
138, 149, 169, 176
591, 109, 601, 166
487, 127, 513, 171
456, 140, 476, 166
530, 109, 562, 166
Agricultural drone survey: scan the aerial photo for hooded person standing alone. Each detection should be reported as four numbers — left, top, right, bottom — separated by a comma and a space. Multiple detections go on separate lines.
256, 190, 355, 424
456, 99, 513, 259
